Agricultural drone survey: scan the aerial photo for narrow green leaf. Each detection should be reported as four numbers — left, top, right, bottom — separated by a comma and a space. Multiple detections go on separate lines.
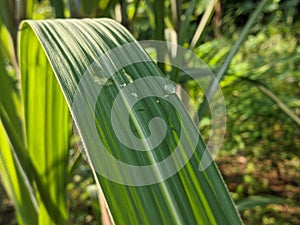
0, 42, 23, 148
242, 77, 300, 126
0, 25, 33, 181
20, 23, 71, 224
50, 0, 65, 18
0, 0, 17, 45
152, 0, 165, 41
177, 0, 195, 45
236, 195, 288, 211
20, 18, 243, 225
0, 120, 38, 225
144, 0, 156, 29
0, 9, 17, 61
170, 0, 181, 31
152, 0, 165, 72
189, 0, 218, 50
25, 0, 34, 19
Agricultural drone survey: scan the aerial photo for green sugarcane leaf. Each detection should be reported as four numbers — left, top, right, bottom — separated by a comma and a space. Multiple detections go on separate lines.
0, 119, 37, 225
20, 18, 243, 225
19, 22, 71, 224
0, 17, 38, 225
236, 195, 288, 211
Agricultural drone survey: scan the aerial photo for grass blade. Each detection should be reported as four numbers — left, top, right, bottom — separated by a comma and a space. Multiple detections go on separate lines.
50, 0, 65, 18
0, 120, 38, 225
189, 0, 218, 50
236, 195, 288, 211
242, 77, 300, 126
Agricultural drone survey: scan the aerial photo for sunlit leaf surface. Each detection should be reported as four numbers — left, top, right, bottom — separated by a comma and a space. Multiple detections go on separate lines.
20, 18, 243, 225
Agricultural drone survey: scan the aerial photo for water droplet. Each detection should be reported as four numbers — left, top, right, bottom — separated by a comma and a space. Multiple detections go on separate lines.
94, 77, 109, 85
164, 83, 176, 94
120, 83, 127, 88
156, 100, 160, 103
131, 92, 138, 98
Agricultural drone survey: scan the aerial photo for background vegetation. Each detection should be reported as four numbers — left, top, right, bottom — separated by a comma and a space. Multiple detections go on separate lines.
0, 0, 299, 224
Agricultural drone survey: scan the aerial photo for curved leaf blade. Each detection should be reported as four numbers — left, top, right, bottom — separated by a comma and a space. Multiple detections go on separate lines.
20, 18, 243, 225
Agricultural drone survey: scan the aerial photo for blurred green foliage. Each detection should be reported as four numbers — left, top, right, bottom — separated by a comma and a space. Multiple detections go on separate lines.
197, 20, 300, 159
194, 1, 300, 224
